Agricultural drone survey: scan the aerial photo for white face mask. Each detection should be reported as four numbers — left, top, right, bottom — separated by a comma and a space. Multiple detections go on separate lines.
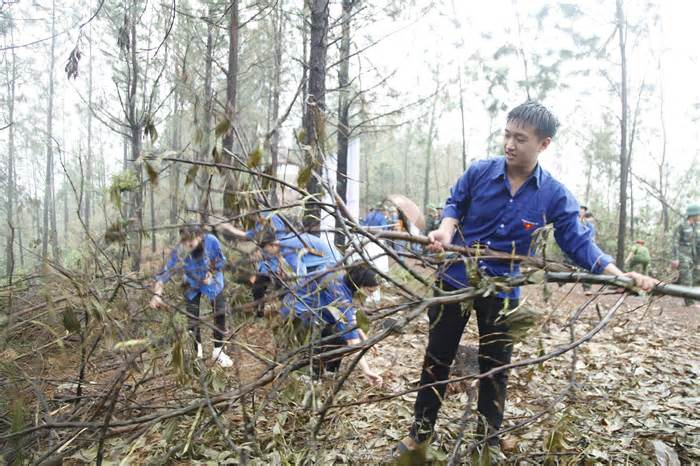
356, 286, 379, 300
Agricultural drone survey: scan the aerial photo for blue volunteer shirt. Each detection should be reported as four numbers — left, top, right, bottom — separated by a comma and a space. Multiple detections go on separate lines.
156, 233, 226, 300
362, 210, 388, 229
278, 233, 342, 273
586, 221, 596, 240
257, 233, 342, 276
246, 213, 293, 241
280, 272, 360, 342
441, 156, 612, 298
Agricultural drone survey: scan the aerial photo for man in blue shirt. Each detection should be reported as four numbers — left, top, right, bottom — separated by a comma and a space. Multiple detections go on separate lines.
398, 102, 656, 453
150, 224, 233, 368
362, 205, 389, 229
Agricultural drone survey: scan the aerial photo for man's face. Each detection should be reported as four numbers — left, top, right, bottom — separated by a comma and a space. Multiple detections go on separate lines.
503, 120, 551, 171
690, 215, 700, 224
181, 235, 203, 253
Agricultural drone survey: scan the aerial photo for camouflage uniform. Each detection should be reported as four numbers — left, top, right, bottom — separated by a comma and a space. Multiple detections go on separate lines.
673, 206, 699, 306
628, 243, 651, 274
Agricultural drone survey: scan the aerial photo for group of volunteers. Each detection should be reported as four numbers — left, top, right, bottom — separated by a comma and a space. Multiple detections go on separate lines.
149, 212, 384, 384
149, 101, 697, 456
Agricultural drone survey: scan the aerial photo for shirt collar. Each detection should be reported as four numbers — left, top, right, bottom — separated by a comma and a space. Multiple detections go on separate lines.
491, 156, 543, 188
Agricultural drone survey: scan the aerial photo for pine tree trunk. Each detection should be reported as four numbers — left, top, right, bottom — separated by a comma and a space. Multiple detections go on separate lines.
336, 0, 352, 205
303, 0, 329, 230
43, 0, 60, 264
629, 173, 634, 240
222, 0, 239, 218
150, 184, 156, 253
169, 76, 181, 243
63, 189, 68, 239
128, 0, 143, 272
18, 224, 24, 269
615, 0, 628, 266
200, 13, 214, 223
5, 37, 16, 277
85, 24, 93, 232
334, 0, 353, 245
270, 0, 284, 175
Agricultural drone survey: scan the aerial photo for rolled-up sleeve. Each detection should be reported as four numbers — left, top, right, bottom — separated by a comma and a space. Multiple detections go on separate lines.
206, 236, 226, 272
335, 303, 360, 342
549, 186, 613, 274
443, 163, 477, 220
155, 248, 180, 284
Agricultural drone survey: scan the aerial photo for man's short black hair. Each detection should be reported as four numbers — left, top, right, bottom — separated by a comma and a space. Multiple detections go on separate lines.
257, 229, 278, 247
179, 224, 203, 242
507, 101, 559, 139
345, 264, 379, 295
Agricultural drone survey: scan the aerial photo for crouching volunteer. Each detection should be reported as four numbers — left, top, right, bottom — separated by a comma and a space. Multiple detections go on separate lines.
257, 231, 383, 386
150, 224, 233, 368
216, 213, 295, 315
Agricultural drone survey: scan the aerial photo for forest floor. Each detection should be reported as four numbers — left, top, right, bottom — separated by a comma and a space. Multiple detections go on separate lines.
1, 263, 699, 465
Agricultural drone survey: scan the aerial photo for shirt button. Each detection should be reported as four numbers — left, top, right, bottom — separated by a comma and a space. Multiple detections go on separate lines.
486, 241, 491, 246
500, 224, 505, 228
509, 199, 513, 203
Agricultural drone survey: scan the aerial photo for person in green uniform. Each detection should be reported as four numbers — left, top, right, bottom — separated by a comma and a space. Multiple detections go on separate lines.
626, 239, 650, 274
425, 204, 439, 233
672, 204, 700, 307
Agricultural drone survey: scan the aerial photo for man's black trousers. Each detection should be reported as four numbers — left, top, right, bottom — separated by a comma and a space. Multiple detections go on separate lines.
411, 282, 516, 443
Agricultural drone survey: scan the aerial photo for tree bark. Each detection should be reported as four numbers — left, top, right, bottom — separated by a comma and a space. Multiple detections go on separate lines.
150, 184, 156, 252
85, 19, 93, 232
127, 0, 143, 272
334, 0, 353, 245
270, 0, 284, 174
63, 189, 68, 239
615, 0, 628, 266
303, 0, 329, 230
42, 0, 60, 264
169, 72, 181, 243
200, 11, 214, 223
222, 0, 239, 218
5, 36, 16, 277
336, 0, 353, 204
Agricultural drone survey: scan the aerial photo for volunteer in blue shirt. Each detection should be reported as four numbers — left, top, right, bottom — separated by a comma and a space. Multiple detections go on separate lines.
216, 213, 296, 316
362, 206, 389, 229
150, 224, 233, 368
398, 102, 657, 453
257, 231, 383, 385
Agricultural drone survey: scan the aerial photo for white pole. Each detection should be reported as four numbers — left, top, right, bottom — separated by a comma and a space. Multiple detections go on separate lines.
346, 137, 361, 220
320, 153, 338, 245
